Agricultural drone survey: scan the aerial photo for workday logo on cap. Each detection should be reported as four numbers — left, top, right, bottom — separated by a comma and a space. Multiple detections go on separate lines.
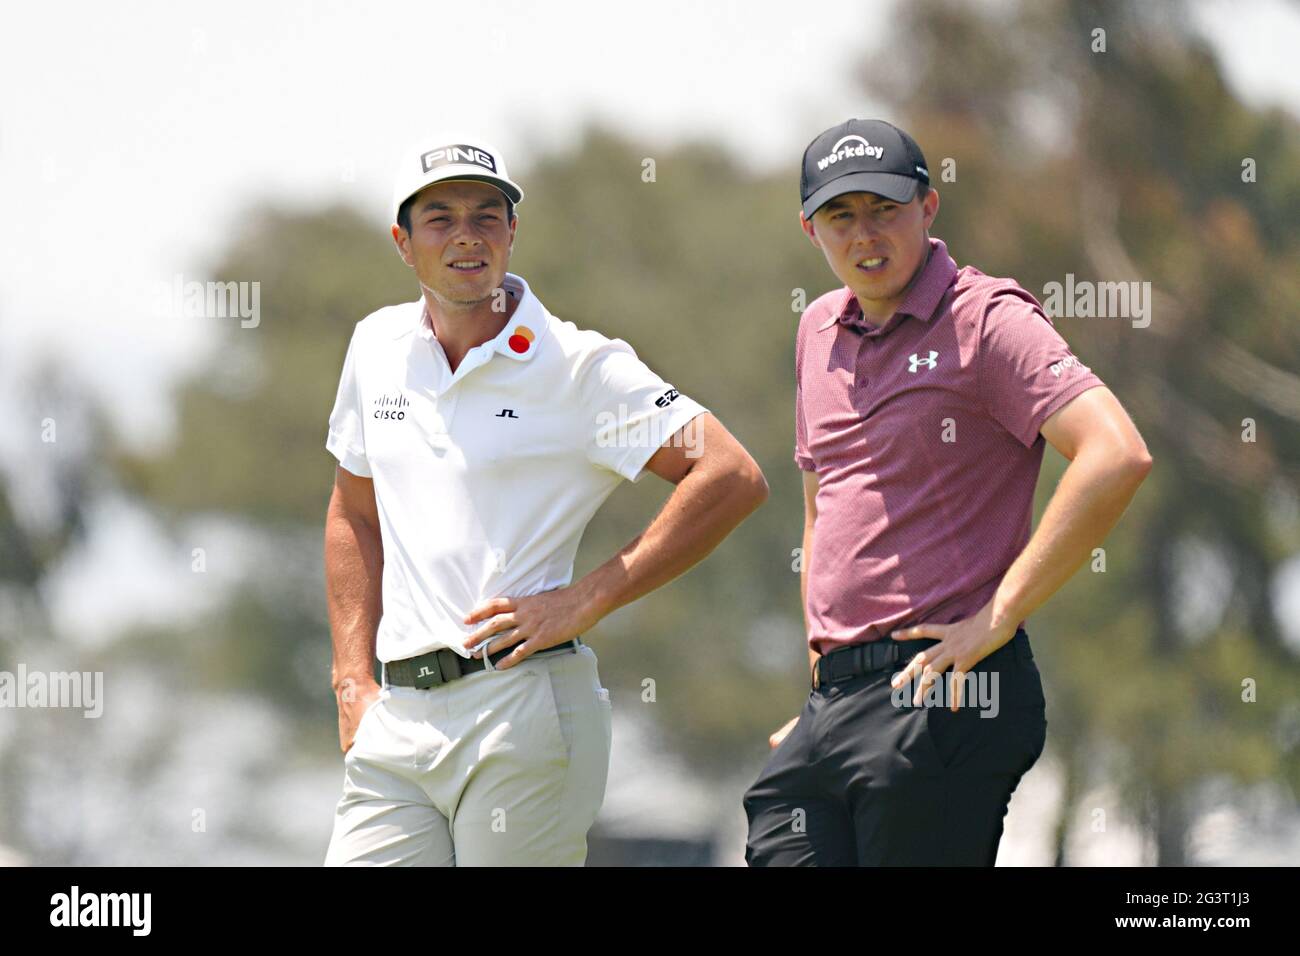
817, 135, 885, 170
800, 119, 931, 218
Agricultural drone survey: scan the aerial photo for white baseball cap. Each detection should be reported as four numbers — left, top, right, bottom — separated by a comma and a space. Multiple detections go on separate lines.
391, 134, 524, 226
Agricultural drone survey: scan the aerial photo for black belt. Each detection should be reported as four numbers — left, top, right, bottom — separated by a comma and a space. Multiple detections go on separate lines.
384, 638, 582, 689
814, 628, 1030, 690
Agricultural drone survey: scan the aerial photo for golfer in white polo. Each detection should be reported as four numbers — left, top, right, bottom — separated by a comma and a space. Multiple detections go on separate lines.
322, 135, 768, 866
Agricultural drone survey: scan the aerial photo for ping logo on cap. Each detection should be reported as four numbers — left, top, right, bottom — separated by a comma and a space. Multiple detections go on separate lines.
421, 144, 497, 174
817, 135, 884, 170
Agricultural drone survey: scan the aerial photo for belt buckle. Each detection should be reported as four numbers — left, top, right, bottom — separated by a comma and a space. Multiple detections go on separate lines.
411, 652, 443, 689
437, 647, 465, 682
829, 644, 859, 679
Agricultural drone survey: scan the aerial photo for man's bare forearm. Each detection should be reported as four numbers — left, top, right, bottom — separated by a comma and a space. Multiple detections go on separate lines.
989, 444, 1151, 632
325, 503, 384, 690
574, 463, 767, 622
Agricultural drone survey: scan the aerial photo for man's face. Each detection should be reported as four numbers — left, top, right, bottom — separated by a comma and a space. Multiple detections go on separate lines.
801, 187, 939, 305
392, 180, 517, 308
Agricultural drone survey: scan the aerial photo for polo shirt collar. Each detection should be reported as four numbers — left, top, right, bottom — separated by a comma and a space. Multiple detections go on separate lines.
816, 238, 957, 335
413, 272, 549, 362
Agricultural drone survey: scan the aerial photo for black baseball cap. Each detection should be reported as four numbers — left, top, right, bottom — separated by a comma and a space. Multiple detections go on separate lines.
800, 119, 930, 219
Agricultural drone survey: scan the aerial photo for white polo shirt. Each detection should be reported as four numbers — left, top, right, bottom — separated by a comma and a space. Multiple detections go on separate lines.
326, 272, 708, 663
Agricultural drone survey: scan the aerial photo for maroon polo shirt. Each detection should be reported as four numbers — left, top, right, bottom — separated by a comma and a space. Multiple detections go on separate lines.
795, 237, 1105, 654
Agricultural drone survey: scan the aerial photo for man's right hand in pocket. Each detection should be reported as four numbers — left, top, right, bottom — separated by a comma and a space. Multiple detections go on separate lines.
336, 676, 383, 753
769, 715, 799, 749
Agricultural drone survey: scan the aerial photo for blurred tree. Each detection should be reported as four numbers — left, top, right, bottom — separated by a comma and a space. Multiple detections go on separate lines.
0, 354, 102, 857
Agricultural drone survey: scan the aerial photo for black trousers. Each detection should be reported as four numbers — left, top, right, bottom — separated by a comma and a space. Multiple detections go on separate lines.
743, 629, 1047, 866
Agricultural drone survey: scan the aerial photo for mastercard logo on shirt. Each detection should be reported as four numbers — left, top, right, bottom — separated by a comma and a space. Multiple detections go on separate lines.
507, 325, 535, 354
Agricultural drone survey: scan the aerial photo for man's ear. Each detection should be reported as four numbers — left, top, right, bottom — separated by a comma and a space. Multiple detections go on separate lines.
921, 188, 939, 230
391, 223, 415, 267
799, 210, 821, 249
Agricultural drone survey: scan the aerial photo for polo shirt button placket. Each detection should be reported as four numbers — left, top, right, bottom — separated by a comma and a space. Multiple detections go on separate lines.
427, 389, 458, 450
420, 337, 455, 450
436, 339, 502, 446
857, 329, 873, 390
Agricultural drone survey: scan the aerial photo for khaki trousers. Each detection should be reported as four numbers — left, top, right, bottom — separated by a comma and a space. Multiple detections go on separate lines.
324, 642, 613, 866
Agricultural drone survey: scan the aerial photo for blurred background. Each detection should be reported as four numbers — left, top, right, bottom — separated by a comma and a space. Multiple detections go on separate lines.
1, 0, 1298, 866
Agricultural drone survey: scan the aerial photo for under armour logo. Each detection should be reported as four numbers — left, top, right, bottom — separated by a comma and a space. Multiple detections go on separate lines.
495, 409, 519, 418
907, 351, 938, 373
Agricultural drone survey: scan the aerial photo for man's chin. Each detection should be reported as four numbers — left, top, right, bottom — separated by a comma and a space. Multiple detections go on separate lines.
422, 278, 499, 309
845, 274, 903, 304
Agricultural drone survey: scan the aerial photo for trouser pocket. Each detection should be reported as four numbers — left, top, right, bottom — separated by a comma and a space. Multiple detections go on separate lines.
917, 655, 1047, 776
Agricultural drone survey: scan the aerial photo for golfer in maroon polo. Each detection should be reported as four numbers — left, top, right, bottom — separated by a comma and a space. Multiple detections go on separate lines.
743, 119, 1153, 866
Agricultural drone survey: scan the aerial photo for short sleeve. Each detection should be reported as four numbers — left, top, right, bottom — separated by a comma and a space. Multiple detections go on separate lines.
979, 287, 1106, 448
582, 340, 709, 482
326, 328, 372, 477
